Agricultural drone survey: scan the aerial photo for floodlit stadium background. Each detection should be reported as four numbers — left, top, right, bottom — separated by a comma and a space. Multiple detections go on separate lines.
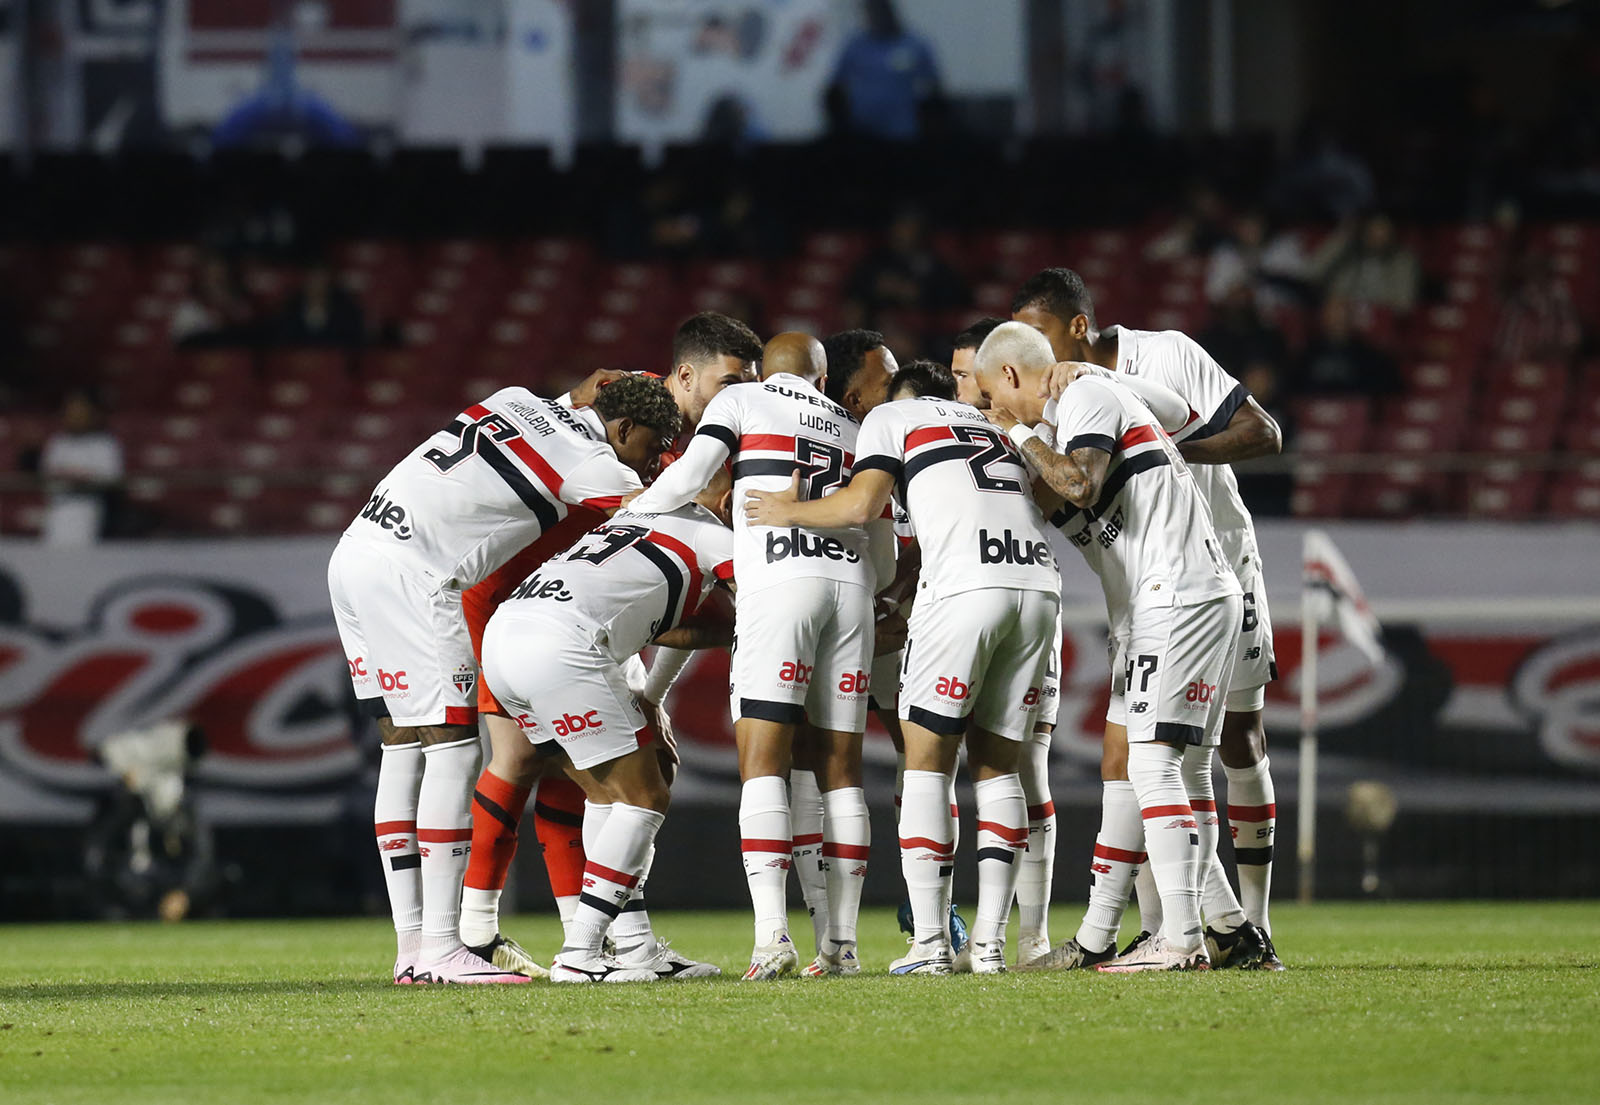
2, 0, 1598, 920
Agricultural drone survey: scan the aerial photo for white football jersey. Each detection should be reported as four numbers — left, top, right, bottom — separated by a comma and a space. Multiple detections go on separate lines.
342, 388, 642, 589
500, 502, 733, 664
1050, 376, 1240, 633
855, 397, 1058, 600
1110, 326, 1261, 574
629, 373, 873, 596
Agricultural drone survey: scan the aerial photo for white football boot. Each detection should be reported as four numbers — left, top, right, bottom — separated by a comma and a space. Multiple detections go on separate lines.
414, 944, 531, 984
1014, 932, 1051, 967
889, 937, 953, 976
801, 943, 861, 977
1017, 936, 1116, 971
742, 932, 800, 981
616, 938, 721, 980
1096, 932, 1211, 973
969, 940, 1008, 974
550, 949, 659, 983
465, 933, 550, 980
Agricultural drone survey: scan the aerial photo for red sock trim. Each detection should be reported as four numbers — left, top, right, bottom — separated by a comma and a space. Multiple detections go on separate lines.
583, 860, 641, 890
374, 820, 416, 837
976, 820, 1028, 845
792, 833, 823, 846
418, 828, 473, 843
1026, 801, 1056, 820
741, 837, 793, 853
1228, 803, 1276, 821
1191, 798, 1217, 812
1093, 843, 1144, 864
822, 842, 871, 860
1141, 804, 1193, 819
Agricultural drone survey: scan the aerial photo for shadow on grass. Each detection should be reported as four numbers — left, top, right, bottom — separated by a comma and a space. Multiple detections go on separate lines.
0, 979, 396, 1001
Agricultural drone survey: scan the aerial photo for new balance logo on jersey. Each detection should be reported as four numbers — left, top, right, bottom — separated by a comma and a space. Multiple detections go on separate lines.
1129, 701, 1150, 714
553, 711, 603, 737
360, 490, 414, 541
1244, 646, 1262, 660
934, 676, 970, 700
765, 529, 861, 564
979, 528, 1051, 566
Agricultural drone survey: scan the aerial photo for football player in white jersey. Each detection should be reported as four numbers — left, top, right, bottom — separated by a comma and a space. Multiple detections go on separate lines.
1014, 268, 1284, 968
952, 316, 1063, 964
455, 313, 761, 978
328, 375, 681, 984
481, 470, 736, 983
626, 340, 894, 980
976, 321, 1241, 972
747, 359, 1060, 975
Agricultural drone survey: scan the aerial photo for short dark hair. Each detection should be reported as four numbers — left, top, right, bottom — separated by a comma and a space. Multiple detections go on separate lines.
821, 329, 886, 406
592, 373, 683, 443
672, 311, 762, 369
952, 316, 1006, 352
1011, 268, 1097, 329
891, 359, 957, 401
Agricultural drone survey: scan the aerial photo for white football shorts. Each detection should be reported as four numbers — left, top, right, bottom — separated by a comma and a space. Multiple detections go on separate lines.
899, 587, 1059, 743
480, 608, 647, 771
1033, 606, 1064, 732
730, 577, 873, 733
1226, 555, 1277, 711
1106, 594, 1242, 747
328, 537, 478, 728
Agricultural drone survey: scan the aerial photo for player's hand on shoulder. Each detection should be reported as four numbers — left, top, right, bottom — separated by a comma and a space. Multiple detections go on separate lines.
1038, 360, 1104, 400
743, 471, 801, 525
569, 368, 629, 408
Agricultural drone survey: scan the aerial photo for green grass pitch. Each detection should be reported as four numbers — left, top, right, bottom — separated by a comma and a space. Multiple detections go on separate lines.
2, 902, 1597, 1105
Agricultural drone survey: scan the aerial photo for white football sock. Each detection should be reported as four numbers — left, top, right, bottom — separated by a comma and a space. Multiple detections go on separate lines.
1134, 859, 1162, 936
1184, 746, 1246, 931
821, 786, 870, 953
1127, 742, 1203, 954
971, 773, 1026, 947
739, 776, 792, 945
1224, 755, 1276, 935
417, 737, 480, 963
788, 770, 830, 953
375, 741, 424, 955
1076, 779, 1143, 954
1017, 735, 1056, 945
898, 770, 954, 944
610, 845, 657, 949
564, 804, 664, 954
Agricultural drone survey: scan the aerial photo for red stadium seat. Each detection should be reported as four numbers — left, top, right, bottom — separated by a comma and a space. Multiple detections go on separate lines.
1463, 462, 1546, 520
1290, 466, 1353, 517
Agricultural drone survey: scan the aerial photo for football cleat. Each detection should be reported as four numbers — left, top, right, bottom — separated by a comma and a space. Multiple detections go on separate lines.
616, 938, 721, 980
970, 940, 1008, 974
414, 944, 532, 984
1014, 932, 1051, 967
802, 943, 861, 977
1017, 936, 1115, 971
1257, 931, 1285, 971
1119, 930, 1154, 958
742, 933, 799, 981
1205, 920, 1268, 970
889, 938, 953, 976
550, 949, 658, 984
393, 961, 416, 986
465, 934, 550, 980
1096, 933, 1210, 973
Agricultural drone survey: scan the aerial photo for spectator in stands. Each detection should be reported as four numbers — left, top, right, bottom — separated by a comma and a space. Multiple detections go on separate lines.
1313, 213, 1422, 315
1144, 182, 1231, 263
38, 389, 124, 546
1205, 209, 1310, 314
1492, 247, 1583, 364
1291, 296, 1404, 397
169, 254, 256, 348
1269, 118, 1376, 221
826, 0, 942, 142
1197, 282, 1289, 385
844, 206, 970, 327
270, 261, 366, 348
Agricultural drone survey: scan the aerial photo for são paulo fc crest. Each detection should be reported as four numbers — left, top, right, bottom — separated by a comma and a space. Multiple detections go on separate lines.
453, 665, 477, 699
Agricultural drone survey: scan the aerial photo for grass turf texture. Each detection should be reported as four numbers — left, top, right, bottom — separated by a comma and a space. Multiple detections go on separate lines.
2, 903, 1597, 1105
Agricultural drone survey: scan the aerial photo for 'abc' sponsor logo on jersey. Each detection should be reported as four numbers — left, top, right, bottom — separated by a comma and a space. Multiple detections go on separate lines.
553, 710, 604, 738
765, 529, 861, 565
778, 660, 814, 686
978, 528, 1052, 567
1184, 680, 1217, 707
934, 675, 970, 700
360, 490, 413, 540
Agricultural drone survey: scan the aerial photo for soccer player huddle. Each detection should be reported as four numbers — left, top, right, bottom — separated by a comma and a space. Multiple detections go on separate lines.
328, 267, 1286, 984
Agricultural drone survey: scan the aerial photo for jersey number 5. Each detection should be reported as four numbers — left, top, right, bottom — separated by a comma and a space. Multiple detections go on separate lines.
425, 413, 522, 474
